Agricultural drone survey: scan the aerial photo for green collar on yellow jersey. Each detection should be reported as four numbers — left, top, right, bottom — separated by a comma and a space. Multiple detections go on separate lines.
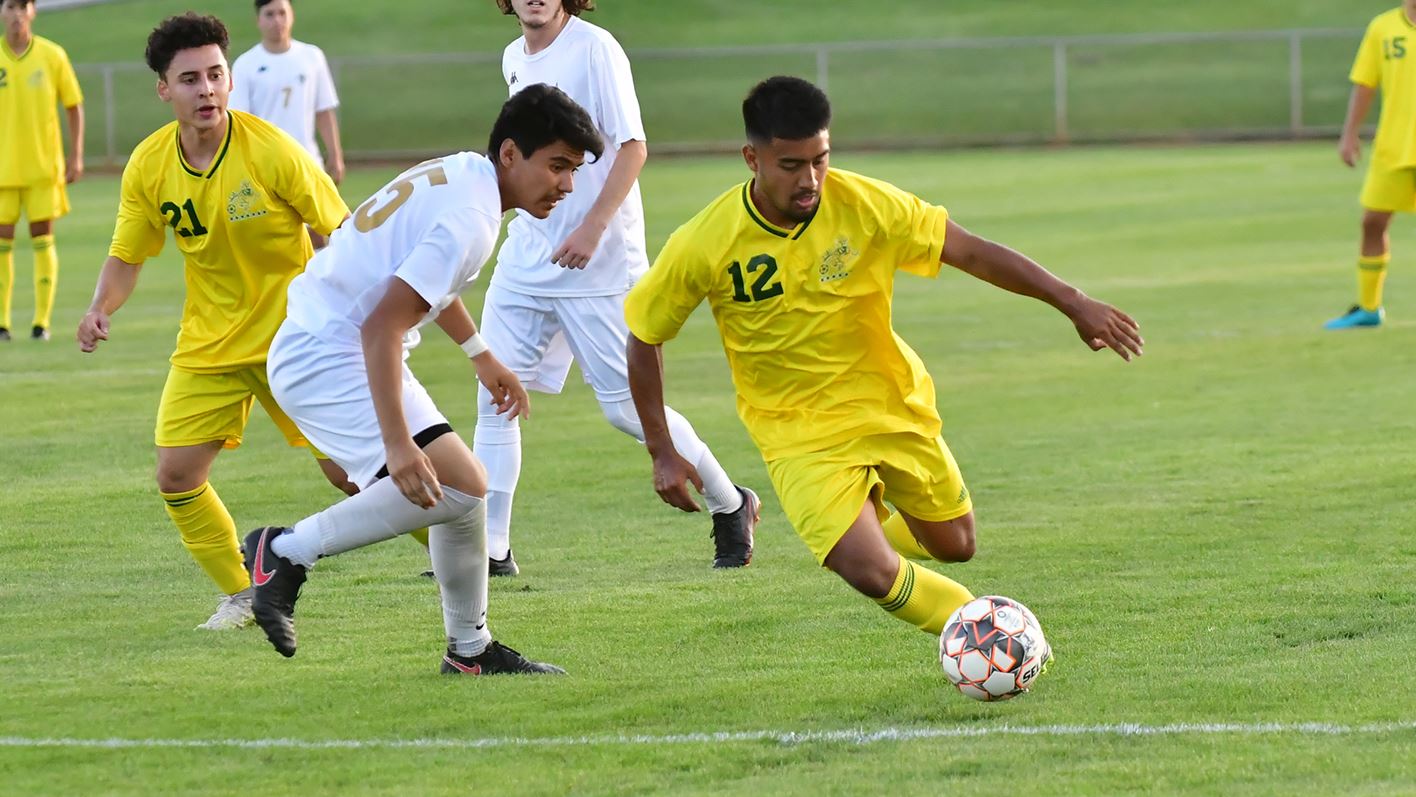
742, 180, 816, 241
176, 112, 234, 180
2, 36, 34, 60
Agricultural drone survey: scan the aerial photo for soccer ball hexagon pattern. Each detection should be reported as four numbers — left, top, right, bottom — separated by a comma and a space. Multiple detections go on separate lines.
939, 595, 1048, 702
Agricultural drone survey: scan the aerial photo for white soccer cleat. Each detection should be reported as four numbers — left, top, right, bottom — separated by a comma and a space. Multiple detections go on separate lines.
195, 589, 254, 630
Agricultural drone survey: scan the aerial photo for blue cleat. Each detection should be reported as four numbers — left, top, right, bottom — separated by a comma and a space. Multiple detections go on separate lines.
1323, 305, 1384, 330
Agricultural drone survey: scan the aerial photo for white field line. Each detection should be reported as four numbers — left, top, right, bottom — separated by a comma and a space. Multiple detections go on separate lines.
2, 722, 1415, 751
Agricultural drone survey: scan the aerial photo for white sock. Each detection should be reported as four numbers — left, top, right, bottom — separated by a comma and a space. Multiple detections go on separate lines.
474, 386, 521, 561
599, 397, 741, 515
485, 491, 513, 560
430, 500, 492, 657
273, 478, 483, 568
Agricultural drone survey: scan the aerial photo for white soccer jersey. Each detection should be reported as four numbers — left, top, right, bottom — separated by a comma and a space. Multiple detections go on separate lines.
230, 39, 339, 158
496, 16, 648, 297
284, 152, 502, 351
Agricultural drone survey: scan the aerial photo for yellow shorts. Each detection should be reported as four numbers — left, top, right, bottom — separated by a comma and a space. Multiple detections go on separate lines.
154, 365, 313, 451
1360, 157, 1416, 213
765, 431, 973, 565
0, 181, 70, 225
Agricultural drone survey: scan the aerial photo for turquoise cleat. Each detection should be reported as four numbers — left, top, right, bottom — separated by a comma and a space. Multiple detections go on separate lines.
1323, 305, 1385, 329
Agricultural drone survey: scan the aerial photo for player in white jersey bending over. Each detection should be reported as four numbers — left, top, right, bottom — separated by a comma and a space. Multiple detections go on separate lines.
480, 0, 758, 575
230, 0, 344, 186
245, 84, 601, 674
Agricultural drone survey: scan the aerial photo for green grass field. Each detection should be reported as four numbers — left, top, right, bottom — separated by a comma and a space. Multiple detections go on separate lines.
35, 0, 1394, 159
3, 141, 1416, 794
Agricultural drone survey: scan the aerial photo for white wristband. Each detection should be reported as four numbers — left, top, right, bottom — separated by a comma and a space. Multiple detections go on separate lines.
459, 333, 490, 359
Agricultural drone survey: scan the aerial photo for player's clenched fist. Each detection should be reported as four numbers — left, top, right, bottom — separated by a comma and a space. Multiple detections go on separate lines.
76, 309, 110, 352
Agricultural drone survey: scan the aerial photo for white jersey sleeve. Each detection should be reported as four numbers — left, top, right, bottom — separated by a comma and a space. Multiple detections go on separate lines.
394, 216, 487, 310
311, 45, 339, 113
588, 35, 645, 146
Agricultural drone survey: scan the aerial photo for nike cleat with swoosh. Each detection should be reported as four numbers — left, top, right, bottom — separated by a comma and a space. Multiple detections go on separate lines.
242, 526, 307, 658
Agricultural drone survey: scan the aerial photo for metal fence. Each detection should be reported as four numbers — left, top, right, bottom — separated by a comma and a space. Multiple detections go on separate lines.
74, 28, 1366, 166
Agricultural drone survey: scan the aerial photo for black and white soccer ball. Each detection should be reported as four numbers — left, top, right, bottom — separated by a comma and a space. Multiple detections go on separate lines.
939, 595, 1049, 702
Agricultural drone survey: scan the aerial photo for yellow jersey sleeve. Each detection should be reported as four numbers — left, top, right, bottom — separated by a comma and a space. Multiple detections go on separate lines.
54, 44, 82, 107
1351, 19, 1383, 87
856, 175, 950, 279
268, 134, 347, 235
108, 154, 166, 265
625, 226, 712, 345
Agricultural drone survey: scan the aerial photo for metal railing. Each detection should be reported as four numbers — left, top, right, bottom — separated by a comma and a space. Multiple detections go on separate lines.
73, 28, 1366, 166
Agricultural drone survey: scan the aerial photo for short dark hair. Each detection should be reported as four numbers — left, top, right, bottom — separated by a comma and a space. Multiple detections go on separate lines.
145, 12, 230, 78
487, 83, 604, 164
743, 76, 832, 143
495, 0, 594, 16
254, 0, 287, 11
10, 0, 36, 8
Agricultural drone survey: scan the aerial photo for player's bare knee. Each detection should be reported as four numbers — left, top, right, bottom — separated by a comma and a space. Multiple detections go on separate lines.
28, 220, 53, 238
919, 516, 976, 562
1361, 212, 1392, 241
154, 465, 201, 494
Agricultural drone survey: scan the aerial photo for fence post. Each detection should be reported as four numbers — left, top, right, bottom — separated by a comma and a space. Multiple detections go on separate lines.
815, 46, 829, 94
102, 65, 117, 167
1053, 40, 1069, 143
1288, 30, 1303, 135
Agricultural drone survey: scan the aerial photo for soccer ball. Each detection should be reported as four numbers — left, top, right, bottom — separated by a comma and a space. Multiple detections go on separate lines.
939, 595, 1049, 702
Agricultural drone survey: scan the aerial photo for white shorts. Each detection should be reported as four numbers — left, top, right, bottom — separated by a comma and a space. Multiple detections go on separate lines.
479, 283, 631, 401
267, 321, 450, 489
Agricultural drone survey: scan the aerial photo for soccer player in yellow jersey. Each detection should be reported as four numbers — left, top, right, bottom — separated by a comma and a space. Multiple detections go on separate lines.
0, 0, 83, 342
74, 13, 350, 631
626, 77, 1143, 647
1328, 0, 1416, 329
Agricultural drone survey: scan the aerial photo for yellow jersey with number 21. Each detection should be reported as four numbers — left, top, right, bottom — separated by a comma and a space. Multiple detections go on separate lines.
109, 110, 348, 373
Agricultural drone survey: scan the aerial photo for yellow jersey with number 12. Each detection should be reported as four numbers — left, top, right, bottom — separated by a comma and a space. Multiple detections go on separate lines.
625, 168, 949, 461
109, 110, 348, 373
1351, 8, 1416, 167
0, 35, 83, 187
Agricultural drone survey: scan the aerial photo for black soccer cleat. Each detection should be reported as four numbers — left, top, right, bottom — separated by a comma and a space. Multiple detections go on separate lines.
489, 549, 520, 577
440, 641, 565, 675
30, 325, 49, 341
0, 327, 10, 342
710, 486, 760, 568
242, 526, 306, 658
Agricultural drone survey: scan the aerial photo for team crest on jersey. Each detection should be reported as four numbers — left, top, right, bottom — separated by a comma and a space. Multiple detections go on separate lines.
818, 236, 859, 283
28, 71, 45, 87
227, 181, 268, 222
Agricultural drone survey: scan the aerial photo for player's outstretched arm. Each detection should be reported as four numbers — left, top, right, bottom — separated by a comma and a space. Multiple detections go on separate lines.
941, 219, 1144, 361
433, 298, 529, 420
1339, 84, 1376, 168
76, 256, 142, 352
363, 278, 442, 509
626, 334, 703, 512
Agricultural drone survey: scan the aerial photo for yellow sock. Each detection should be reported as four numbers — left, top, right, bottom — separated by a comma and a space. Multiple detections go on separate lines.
1358, 253, 1389, 312
882, 512, 931, 560
875, 557, 975, 635
0, 237, 13, 330
31, 234, 57, 329
408, 527, 430, 547
162, 482, 250, 594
